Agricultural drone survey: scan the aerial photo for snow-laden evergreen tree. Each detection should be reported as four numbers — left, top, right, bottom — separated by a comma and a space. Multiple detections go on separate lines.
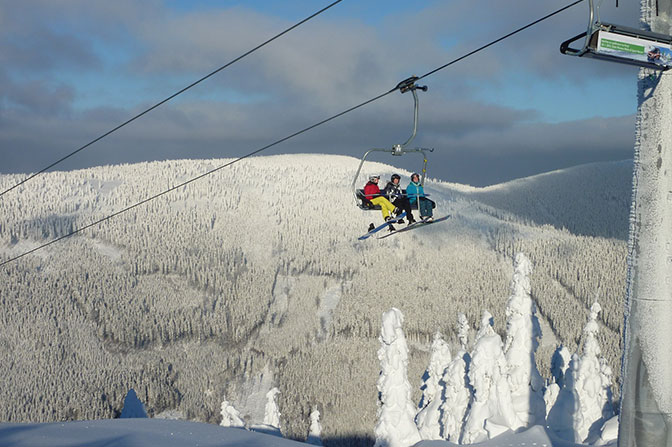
550, 345, 571, 388
263, 387, 281, 429
594, 415, 619, 446
462, 310, 521, 444
374, 308, 421, 447
543, 381, 560, 421
544, 344, 571, 418
220, 399, 245, 428
548, 303, 614, 443
439, 313, 472, 443
306, 407, 323, 446
456, 312, 470, 351
503, 253, 545, 427
548, 353, 580, 441
473, 310, 493, 345
416, 331, 452, 440
573, 302, 614, 444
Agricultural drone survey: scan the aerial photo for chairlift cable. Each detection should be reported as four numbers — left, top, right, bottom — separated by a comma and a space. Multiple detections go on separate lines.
1, 0, 585, 268
416, 0, 585, 82
0, 90, 393, 268
0, 0, 344, 199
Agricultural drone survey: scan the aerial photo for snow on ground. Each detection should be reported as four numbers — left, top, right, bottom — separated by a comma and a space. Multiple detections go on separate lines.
0, 419, 616, 447
231, 364, 276, 425
0, 419, 307, 447
316, 280, 344, 338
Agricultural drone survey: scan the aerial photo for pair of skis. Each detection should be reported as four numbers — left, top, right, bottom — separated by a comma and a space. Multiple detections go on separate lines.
377, 215, 450, 239
358, 213, 450, 240
358, 212, 406, 240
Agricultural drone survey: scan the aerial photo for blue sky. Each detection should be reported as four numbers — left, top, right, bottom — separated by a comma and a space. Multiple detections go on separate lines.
0, 0, 642, 185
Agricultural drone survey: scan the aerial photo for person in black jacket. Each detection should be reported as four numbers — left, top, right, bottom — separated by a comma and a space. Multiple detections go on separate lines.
384, 174, 416, 225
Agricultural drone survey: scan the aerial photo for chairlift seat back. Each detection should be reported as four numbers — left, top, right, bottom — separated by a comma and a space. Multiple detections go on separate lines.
561, 23, 672, 70
356, 189, 382, 210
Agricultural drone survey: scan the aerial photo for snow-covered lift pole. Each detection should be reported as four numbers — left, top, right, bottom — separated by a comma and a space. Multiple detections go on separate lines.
619, 1, 672, 445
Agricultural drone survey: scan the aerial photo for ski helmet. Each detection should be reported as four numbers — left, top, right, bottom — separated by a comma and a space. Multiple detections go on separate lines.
391, 173, 401, 182
411, 172, 420, 181
369, 174, 380, 181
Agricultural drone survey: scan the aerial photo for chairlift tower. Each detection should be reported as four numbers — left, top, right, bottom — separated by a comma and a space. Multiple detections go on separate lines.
619, 1, 672, 446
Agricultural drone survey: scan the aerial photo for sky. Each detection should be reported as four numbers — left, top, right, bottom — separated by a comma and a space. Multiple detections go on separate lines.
0, 0, 642, 186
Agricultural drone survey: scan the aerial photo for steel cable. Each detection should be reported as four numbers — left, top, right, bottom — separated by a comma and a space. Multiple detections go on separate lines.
0, 0, 344, 198
1, 0, 585, 268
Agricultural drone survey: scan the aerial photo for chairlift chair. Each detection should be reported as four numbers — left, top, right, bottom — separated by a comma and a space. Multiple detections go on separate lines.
352, 77, 434, 211
560, 0, 672, 70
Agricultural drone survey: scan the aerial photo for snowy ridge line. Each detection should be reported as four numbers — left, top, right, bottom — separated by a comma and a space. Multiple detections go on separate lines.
0, 82, 394, 267
0, 0, 345, 199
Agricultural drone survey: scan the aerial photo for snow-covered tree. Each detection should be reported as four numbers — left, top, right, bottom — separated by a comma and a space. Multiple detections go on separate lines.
419, 331, 452, 409
473, 310, 494, 345
548, 353, 580, 441
306, 407, 323, 446
439, 313, 472, 443
550, 345, 571, 388
456, 312, 470, 351
416, 331, 452, 440
503, 253, 545, 427
548, 302, 614, 444
220, 399, 245, 428
573, 302, 614, 444
594, 415, 619, 446
462, 310, 521, 444
544, 345, 571, 418
263, 387, 281, 429
374, 308, 421, 447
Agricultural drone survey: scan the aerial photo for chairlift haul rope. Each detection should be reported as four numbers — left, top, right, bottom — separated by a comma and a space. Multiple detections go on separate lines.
1, 0, 587, 268
0, 0, 345, 199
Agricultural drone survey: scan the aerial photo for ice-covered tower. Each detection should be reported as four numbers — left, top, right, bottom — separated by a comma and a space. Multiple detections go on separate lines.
620, 1, 672, 445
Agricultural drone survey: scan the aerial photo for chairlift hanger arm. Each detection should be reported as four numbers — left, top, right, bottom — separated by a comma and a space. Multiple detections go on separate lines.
352, 76, 433, 208
394, 76, 428, 150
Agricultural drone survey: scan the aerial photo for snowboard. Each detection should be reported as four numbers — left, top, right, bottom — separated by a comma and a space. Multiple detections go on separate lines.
358, 212, 407, 240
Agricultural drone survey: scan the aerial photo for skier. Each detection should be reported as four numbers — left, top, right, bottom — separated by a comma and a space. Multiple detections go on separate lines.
406, 173, 435, 221
384, 174, 416, 225
364, 175, 400, 230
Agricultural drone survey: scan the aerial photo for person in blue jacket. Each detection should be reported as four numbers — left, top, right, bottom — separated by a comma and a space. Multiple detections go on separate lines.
406, 172, 435, 221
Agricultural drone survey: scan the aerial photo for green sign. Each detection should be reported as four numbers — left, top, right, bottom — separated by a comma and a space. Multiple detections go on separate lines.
600, 38, 645, 54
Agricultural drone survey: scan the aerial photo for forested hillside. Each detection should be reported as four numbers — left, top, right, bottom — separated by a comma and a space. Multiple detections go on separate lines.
0, 155, 629, 445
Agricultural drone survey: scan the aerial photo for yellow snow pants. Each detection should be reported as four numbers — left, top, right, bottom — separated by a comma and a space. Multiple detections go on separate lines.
370, 196, 397, 219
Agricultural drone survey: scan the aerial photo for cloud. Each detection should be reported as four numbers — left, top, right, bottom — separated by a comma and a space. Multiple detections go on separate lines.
0, 0, 642, 188
0, 76, 75, 116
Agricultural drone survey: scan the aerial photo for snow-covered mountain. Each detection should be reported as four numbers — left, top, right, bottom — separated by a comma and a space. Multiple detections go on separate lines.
0, 154, 629, 445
